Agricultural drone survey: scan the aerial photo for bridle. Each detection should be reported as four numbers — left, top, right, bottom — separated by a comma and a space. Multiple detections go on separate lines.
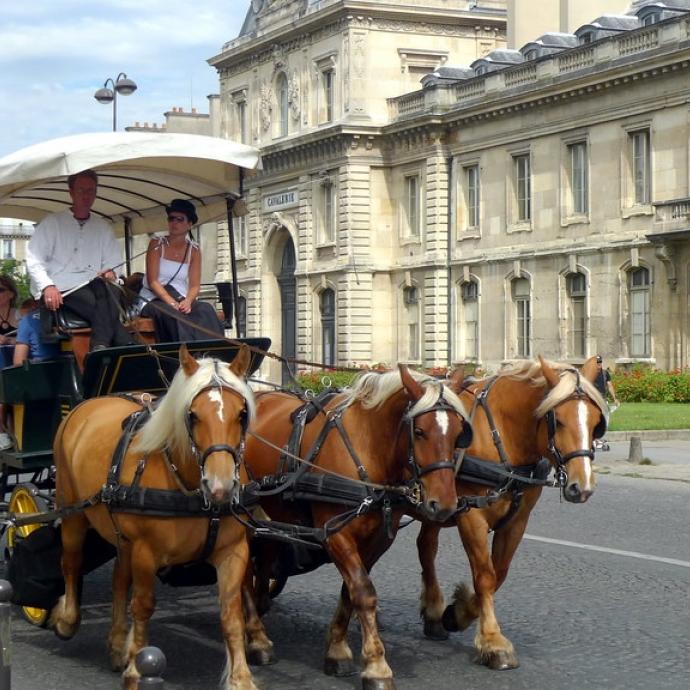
183, 383, 249, 484
544, 369, 605, 488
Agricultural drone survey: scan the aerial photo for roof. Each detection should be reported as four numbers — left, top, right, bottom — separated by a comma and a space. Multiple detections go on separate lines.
0, 132, 261, 237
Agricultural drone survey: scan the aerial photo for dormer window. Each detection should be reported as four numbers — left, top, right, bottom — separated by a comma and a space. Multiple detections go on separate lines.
579, 32, 593, 45
524, 49, 538, 61
475, 65, 488, 76
641, 12, 660, 27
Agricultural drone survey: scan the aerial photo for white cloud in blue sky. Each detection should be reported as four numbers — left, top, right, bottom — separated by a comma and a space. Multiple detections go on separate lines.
0, 1, 247, 156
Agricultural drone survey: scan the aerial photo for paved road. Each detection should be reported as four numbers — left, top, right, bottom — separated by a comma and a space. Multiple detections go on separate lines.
5, 446, 690, 690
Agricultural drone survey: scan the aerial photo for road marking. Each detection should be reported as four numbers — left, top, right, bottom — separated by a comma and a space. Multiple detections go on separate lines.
525, 534, 690, 568
163, 622, 226, 652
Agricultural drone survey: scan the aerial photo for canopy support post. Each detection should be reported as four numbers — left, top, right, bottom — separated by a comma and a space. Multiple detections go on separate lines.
226, 197, 241, 339
124, 217, 132, 275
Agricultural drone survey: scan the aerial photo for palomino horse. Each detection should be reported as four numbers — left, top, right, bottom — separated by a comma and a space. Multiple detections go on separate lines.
417, 355, 607, 670
51, 345, 258, 690
243, 366, 473, 690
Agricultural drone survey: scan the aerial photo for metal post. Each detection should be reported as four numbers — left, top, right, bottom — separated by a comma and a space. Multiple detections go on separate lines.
112, 88, 118, 132
136, 646, 166, 688
226, 197, 241, 339
124, 217, 133, 275
0, 580, 12, 690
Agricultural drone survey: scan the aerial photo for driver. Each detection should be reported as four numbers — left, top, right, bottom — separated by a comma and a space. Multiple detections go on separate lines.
25, 169, 133, 351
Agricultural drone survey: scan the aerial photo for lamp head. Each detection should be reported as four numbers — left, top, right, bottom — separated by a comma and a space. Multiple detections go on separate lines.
94, 87, 114, 104
114, 75, 137, 96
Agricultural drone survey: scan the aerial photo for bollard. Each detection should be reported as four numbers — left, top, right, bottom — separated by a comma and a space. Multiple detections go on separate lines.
628, 435, 643, 464
136, 646, 166, 688
0, 580, 12, 690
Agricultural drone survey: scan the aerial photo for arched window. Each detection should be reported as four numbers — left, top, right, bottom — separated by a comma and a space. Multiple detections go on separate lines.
320, 289, 336, 367
512, 277, 531, 358
567, 272, 587, 357
629, 267, 650, 356
460, 280, 479, 360
277, 73, 289, 137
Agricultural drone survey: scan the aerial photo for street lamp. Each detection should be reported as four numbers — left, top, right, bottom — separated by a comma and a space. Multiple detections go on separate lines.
94, 72, 137, 131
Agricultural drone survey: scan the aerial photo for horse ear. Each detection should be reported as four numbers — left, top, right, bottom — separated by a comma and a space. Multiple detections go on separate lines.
179, 344, 199, 376
539, 355, 560, 389
399, 363, 424, 401
446, 367, 465, 394
581, 356, 599, 383
230, 343, 252, 378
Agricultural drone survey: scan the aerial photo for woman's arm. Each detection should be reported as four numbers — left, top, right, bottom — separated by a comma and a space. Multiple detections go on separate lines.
13, 343, 29, 366
178, 246, 201, 314
145, 239, 179, 308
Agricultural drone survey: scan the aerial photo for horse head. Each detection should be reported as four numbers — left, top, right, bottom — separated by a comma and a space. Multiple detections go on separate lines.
398, 365, 473, 522
537, 355, 608, 503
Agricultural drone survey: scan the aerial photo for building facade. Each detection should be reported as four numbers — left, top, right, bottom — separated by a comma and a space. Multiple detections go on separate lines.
211, 0, 690, 377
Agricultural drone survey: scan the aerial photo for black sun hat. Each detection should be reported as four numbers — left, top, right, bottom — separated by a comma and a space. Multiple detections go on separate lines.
166, 198, 198, 224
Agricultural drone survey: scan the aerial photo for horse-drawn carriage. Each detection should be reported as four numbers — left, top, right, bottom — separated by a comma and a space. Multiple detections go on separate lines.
0, 133, 610, 690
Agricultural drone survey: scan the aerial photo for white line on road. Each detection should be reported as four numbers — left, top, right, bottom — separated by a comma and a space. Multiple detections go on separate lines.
524, 534, 690, 568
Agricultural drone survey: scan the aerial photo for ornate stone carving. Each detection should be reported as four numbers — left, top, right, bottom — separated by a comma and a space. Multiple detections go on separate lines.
260, 82, 273, 131
288, 72, 300, 121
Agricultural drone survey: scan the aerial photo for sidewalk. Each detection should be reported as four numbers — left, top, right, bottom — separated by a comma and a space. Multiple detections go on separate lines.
593, 431, 690, 482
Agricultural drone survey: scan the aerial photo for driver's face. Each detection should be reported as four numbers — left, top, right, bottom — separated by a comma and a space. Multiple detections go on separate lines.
69, 177, 97, 212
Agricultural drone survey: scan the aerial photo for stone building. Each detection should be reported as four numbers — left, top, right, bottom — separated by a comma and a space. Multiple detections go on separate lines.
210, 0, 690, 377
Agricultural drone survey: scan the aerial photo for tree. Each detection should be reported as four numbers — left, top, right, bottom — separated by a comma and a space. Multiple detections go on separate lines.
0, 259, 32, 303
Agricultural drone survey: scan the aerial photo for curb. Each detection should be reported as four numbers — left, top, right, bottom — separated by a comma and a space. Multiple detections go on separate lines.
606, 429, 690, 441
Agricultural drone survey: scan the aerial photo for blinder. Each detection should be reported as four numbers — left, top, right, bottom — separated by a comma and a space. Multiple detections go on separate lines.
593, 413, 607, 440
455, 422, 473, 450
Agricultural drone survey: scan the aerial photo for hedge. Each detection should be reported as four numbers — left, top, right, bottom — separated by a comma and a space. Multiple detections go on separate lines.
612, 367, 690, 403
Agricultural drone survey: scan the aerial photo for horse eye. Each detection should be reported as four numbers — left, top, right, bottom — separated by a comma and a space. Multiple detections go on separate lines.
414, 427, 425, 439
188, 411, 198, 425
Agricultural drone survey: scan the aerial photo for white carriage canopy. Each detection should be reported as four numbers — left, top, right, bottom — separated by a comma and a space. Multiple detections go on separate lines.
0, 132, 261, 237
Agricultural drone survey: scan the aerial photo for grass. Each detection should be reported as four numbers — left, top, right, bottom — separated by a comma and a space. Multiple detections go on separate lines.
608, 402, 690, 431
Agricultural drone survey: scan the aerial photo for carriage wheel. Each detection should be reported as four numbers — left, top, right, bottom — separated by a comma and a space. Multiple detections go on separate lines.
7, 483, 50, 627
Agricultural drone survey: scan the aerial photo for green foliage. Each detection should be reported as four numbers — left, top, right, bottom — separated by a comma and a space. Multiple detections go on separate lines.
0, 259, 32, 303
612, 366, 690, 403
295, 370, 359, 394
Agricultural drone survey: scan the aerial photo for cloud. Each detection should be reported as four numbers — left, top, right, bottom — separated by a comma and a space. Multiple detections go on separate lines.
0, 0, 246, 156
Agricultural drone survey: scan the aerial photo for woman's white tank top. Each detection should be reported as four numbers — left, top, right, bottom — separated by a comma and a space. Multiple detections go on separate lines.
140, 237, 195, 302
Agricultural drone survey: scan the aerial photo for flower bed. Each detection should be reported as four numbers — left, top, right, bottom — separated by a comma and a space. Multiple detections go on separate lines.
612, 366, 690, 403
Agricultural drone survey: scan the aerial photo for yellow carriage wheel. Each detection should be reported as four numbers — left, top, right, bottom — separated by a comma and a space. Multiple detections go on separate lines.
7, 483, 50, 627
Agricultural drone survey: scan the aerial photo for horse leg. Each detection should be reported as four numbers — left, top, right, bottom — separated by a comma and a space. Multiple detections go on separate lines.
324, 583, 356, 677
443, 510, 519, 670
416, 520, 448, 641
121, 542, 157, 690
108, 545, 132, 671
242, 562, 274, 666
215, 537, 259, 690
50, 513, 88, 640
327, 535, 394, 690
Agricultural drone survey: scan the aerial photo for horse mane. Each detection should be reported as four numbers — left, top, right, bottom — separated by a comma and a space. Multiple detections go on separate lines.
135, 357, 255, 456
494, 359, 607, 420
341, 369, 469, 420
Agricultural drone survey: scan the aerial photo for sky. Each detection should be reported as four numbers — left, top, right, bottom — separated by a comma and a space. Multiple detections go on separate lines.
0, 1, 248, 157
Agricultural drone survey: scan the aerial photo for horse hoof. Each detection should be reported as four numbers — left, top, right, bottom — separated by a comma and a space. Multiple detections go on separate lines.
362, 678, 396, 690
479, 650, 520, 671
441, 605, 459, 632
247, 647, 275, 666
324, 657, 357, 677
423, 618, 449, 641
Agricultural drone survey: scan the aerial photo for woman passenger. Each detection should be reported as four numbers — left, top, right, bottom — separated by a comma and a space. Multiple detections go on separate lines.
0, 275, 19, 367
139, 199, 224, 343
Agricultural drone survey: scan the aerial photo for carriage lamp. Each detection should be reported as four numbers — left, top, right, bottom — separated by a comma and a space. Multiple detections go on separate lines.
94, 73, 138, 131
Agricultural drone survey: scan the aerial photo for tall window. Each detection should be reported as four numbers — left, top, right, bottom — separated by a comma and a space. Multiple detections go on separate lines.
322, 69, 334, 123
569, 142, 588, 215
567, 272, 587, 357
237, 296, 247, 338
630, 130, 650, 204
317, 177, 336, 244
629, 267, 651, 356
404, 174, 421, 237
461, 280, 479, 359
512, 277, 531, 358
236, 99, 247, 144
514, 154, 531, 222
465, 165, 480, 229
403, 286, 420, 360
234, 216, 248, 257
320, 289, 336, 366
277, 73, 289, 137
1, 239, 14, 259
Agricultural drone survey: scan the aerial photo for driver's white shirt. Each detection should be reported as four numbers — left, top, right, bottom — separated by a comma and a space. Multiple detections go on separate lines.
26, 210, 122, 296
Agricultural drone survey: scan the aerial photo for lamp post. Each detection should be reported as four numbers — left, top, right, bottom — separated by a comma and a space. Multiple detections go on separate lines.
94, 73, 137, 131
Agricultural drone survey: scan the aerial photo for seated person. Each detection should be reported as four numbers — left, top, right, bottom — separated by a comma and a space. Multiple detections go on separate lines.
139, 199, 224, 343
13, 300, 61, 365
25, 169, 133, 351
0, 275, 20, 368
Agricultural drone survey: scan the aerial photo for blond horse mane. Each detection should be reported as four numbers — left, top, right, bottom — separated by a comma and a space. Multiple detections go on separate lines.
493, 359, 608, 420
340, 369, 469, 421
135, 357, 255, 457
